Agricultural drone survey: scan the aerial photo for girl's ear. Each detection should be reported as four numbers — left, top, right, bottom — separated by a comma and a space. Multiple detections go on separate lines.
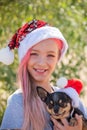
36, 86, 49, 102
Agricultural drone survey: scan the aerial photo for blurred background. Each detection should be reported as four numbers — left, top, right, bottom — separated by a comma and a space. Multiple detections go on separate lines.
0, 0, 87, 124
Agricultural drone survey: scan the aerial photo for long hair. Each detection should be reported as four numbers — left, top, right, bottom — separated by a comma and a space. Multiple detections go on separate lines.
17, 49, 49, 130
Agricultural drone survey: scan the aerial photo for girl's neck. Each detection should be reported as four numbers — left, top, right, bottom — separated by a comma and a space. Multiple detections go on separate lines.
29, 74, 54, 93
32, 80, 53, 93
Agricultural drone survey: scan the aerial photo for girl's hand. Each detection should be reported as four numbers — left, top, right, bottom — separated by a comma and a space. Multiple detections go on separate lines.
51, 114, 82, 130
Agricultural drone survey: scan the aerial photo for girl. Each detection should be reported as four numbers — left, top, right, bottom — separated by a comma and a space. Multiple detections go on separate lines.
0, 19, 87, 130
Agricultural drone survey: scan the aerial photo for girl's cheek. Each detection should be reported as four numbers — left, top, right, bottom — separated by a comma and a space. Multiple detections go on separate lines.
47, 57, 58, 64
29, 56, 39, 62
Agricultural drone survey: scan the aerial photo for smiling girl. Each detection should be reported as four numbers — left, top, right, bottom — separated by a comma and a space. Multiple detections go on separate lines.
0, 20, 87, 130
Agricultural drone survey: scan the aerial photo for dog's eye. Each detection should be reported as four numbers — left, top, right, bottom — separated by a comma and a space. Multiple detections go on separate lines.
59, 100, 67, 107
50, 100, 53, 104
48, 100, 54, 109
59, 100, 62, 104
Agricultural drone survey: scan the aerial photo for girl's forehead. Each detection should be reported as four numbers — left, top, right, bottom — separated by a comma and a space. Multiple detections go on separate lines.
31, 39, 59, 51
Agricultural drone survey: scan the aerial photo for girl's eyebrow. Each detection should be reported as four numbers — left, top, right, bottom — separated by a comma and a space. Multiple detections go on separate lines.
31, 49, 39, 52
47, 51, 57, 54
31, 49, 57, 54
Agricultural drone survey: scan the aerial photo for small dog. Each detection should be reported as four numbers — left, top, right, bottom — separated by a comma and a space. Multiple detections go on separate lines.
36, 86, 87, 130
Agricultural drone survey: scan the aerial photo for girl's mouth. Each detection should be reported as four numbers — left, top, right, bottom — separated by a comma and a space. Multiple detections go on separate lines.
34, 68, 47, 73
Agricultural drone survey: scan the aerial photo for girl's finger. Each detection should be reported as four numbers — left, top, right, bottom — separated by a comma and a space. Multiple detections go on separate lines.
51, 117, 64, 129
51, 117, 58, 125
75, 114, 83, 127
61, 118, 68, 126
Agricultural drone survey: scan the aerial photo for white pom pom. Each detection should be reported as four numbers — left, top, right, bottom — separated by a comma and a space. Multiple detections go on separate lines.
56, 77, 68, 88
0, 46, 14, 65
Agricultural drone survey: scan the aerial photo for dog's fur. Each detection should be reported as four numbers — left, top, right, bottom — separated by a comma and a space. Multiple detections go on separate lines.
36, 86, 87, 130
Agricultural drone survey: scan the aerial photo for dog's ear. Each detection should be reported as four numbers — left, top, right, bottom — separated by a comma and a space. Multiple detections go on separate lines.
36, 86, 49, 102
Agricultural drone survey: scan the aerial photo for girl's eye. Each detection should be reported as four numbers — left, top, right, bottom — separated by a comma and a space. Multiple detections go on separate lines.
47, 54, 55, 57
30, 53, 38, 56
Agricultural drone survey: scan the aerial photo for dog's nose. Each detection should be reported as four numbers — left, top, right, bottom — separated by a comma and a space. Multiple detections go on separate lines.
54, 106, 59, 113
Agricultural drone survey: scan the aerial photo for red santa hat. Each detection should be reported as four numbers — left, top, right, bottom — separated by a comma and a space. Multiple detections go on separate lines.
0, 19, 68, 65
56, 77, 83, 108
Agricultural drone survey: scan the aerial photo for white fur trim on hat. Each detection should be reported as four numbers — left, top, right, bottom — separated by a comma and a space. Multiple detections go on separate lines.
56, 77, 68, 88
0, 46, 14, 65
58, 87, 79, 108
18, 26, 68, 62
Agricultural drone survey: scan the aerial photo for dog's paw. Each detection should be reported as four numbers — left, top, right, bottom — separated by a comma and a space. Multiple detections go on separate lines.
69, 118, 78, 126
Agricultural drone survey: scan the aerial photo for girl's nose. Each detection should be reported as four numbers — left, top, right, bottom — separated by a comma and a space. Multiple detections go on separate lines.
37, 56, 46, 66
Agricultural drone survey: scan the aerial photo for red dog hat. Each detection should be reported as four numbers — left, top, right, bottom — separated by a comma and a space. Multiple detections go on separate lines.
65, 79, 83, 94
56, 77, 83, 107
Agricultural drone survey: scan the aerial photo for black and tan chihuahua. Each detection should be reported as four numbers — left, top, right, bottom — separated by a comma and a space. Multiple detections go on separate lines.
36, 86, 87, 130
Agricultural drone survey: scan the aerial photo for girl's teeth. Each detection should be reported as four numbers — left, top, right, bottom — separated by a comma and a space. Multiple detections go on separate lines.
36, 69, 45, 72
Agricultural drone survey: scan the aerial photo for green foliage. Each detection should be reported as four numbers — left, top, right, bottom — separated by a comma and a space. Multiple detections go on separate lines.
0, 0, 87, 124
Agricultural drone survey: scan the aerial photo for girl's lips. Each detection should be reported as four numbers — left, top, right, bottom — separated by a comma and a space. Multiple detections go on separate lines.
34, 68, 47, 73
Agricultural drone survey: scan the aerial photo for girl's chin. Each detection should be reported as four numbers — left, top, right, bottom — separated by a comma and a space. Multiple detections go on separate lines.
34, 78, 47, 82
33, 76, 49, 83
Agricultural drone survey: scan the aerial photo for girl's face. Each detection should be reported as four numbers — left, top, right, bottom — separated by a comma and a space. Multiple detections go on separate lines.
27, 39, 60, 84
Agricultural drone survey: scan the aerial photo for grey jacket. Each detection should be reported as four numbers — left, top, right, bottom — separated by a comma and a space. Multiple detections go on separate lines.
0, 88, 87, 129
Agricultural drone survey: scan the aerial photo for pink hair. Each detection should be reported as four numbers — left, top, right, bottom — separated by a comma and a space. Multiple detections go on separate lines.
17, 49, 49, 130
17, 38, 62, 129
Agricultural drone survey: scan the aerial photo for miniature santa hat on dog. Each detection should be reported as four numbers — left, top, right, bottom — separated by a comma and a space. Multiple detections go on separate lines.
56, 77, 83, 108
0, 19, 68, 65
